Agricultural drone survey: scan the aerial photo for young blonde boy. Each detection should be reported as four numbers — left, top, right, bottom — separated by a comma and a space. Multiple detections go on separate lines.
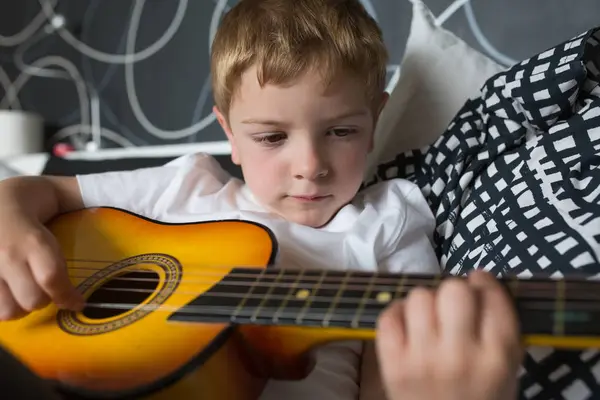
0, 1, 522, 399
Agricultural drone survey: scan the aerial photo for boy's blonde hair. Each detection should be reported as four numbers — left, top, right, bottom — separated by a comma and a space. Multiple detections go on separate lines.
211, 0, 389, 118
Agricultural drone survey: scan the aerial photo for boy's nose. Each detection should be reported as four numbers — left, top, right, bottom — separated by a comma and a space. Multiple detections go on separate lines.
292, 144, 329, 181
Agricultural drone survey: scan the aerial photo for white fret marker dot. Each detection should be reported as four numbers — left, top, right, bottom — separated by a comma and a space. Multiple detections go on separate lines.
376, 292, 392, 303
296, 289, 310, 299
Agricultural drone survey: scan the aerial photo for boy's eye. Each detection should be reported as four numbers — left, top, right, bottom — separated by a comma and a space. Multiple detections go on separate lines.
254, 133, 287, 145
328, 128, 357, 137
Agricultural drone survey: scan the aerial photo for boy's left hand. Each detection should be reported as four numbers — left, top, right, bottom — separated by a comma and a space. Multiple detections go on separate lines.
375, 270, 523, 400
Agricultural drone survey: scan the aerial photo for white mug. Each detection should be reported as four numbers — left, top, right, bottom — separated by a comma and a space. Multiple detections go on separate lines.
0, 110, 44, 158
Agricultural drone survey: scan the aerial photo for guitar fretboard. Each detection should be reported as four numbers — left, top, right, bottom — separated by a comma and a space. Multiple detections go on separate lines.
168, 268, 600, 336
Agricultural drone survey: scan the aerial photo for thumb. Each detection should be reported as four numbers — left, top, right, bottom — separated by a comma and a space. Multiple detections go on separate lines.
30, 228, 85, 311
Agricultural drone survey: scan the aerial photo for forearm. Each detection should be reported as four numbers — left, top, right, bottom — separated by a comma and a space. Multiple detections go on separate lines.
0, 176, 83, 223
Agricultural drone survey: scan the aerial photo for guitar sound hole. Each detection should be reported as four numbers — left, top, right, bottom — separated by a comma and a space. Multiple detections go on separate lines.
82, 270, 160, 319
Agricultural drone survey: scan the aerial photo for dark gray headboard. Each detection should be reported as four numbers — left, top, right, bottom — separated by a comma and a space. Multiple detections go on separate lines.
0, 0, 598, 150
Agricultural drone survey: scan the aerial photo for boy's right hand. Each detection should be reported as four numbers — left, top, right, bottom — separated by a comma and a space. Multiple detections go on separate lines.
0, 208, 84, 321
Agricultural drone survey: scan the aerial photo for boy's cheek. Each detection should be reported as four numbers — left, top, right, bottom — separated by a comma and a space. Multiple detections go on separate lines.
337, 148, 370, 172
244, 164, 283, 197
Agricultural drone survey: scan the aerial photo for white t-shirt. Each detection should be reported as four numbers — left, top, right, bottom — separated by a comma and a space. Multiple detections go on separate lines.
76, 152, 440, 400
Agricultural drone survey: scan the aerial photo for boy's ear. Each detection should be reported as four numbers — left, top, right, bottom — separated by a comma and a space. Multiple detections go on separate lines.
377, 91, 389, 118
214, 106, 241, 165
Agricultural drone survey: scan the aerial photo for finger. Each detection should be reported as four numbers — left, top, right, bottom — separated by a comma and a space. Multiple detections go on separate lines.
377, 300, 406, 349
404, 286, 438, 346
3, 261, 49, 312
376, 300, 406, 384
28, 231, 84, 311
437, 277, 478, 343
0, 279, 25, 320
468, 270, 520, 348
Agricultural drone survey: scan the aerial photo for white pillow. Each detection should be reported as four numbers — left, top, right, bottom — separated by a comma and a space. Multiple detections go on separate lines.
360, 1, 504, 399
0, 162, 21, 181
364, 0, 506, 180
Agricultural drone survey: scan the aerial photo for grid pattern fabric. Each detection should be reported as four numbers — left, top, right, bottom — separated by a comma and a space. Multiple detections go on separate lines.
366, 26, 600, 399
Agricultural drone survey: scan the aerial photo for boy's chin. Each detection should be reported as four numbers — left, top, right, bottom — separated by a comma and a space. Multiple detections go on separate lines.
284, 210, 336, 229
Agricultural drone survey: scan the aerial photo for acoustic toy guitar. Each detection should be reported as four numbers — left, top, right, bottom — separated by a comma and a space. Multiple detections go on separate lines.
0, 207, 598, 399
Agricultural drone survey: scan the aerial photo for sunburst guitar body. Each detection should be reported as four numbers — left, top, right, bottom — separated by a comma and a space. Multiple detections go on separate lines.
1, 207, 600, 399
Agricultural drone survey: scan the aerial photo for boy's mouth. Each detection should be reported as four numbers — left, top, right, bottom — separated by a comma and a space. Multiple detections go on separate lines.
289, 194, 331, 202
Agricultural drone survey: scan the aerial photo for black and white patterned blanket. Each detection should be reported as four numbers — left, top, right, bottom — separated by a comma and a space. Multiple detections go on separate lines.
368, 26, 600, 399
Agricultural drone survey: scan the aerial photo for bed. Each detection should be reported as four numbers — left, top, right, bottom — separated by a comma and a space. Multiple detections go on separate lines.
1, 1, 599, 399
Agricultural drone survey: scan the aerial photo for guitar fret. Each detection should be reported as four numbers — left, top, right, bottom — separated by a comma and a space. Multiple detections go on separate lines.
351, 274, 377, 328
273, 269, 305, 323
322, 272, 350, 327
394, 274, 407, 300
268, 270, 323, 325
354, 278, 401, 328
319, 272, 417, 329
250, 269, 285, 322
295, 270, 327, 324
231, 269, 266, 322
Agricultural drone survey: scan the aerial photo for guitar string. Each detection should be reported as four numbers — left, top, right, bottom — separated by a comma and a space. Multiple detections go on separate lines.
57, 273, 600, 327
79, 301, 400, 324
93, 286, 417, 305
25, 255, 596, 330
73, 283, 600, 322
63, 259, 598, 284
75, 300, 599, 326
63, 271, 600, 302
56, 277, 600, 326
62, 268, 598, 316
88, 277, 600, 302
64, 263, 599, 289
88, 287, 600, 311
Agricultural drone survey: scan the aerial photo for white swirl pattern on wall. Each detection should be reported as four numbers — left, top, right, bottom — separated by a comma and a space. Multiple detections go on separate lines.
0, 0, 594, 151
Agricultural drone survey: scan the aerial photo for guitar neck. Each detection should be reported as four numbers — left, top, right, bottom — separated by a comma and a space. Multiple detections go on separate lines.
169, 268, 600, 338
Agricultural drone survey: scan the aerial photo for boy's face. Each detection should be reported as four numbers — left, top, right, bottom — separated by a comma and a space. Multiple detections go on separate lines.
215, 66, 387, 228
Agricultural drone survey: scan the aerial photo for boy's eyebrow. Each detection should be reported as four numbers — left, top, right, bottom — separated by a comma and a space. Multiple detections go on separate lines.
240, 109, 369, 126
326, 109, 370, 122
240, 118, 286, 126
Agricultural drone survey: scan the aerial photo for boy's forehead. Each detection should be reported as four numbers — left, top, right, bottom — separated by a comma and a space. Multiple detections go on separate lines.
232, 65, 370, 109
